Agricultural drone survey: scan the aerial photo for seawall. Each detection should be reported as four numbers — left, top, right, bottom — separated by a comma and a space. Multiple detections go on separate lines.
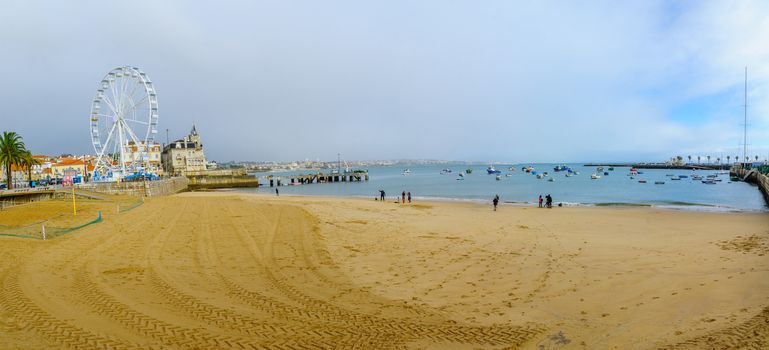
186, 169, 259, 190
0, 189, 55, 210
731, 167, 769, 206
78, 177, 189, 197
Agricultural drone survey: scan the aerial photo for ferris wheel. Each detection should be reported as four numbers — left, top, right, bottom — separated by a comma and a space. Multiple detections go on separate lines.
90, 66, 158, 177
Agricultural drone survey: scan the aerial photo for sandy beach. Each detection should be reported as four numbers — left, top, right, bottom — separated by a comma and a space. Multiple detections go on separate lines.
0, 192, 767, 349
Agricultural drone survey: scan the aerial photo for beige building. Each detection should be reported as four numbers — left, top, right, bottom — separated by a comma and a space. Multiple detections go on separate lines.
161, 124, 208, 176
123, 141, 162, 172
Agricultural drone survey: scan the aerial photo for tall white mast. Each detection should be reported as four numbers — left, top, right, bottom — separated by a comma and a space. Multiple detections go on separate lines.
743, 66, 748, 166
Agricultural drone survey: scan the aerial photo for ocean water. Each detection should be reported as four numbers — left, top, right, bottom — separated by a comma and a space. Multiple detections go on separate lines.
241, 164, 768, 212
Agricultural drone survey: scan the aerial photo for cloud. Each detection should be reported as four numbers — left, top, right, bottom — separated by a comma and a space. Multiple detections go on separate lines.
0, 0, 767, 162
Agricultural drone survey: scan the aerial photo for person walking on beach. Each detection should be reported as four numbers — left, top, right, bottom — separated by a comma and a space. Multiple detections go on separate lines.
402, 191, 406, 204
275, 188, 279, 196
546, 194, 552, 208
538, 195, 543, 208
407, 192, 411, 203
379, 190, 385, 201
493, 194, 499, 211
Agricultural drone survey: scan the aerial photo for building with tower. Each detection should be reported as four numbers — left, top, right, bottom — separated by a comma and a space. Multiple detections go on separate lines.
161, 124, 208, 176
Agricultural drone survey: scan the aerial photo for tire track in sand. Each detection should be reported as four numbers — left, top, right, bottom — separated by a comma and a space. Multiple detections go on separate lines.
222, 201, 545, 347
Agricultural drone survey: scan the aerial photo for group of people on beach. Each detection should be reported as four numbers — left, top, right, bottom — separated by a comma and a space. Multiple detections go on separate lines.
538, 194, 553, 208
378, 190, 411, 204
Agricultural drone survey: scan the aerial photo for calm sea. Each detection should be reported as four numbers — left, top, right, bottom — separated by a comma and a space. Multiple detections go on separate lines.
240, 164, 768, 212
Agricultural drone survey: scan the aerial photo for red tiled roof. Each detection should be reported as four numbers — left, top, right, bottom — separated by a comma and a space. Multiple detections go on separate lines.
53, 158, 87, 167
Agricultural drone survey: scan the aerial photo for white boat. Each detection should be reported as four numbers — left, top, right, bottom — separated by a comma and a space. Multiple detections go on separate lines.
536, 174, 544, 179
495, 175, 501, 181
591, 174, 600, 179
548, 177, 555, 182
402, 169, 411, 175
565, 173, 572, 177
505, 173, 512, 177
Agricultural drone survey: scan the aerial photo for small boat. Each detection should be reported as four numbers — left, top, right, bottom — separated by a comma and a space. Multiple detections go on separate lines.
630, 176, 635, 179
495, 175, 501, 181
505, 173, 512, 177
441, 168, 452, 174
465, 168, 473, 174
637, 171, 644, 175
603, 172, 609, 176
655, 181, 665, 185
456, 177, 465, 181
548, 177, 555, 182
638, 180, 647, 183
596, 167, 604, 172
573, 171, 580, 175
487, 166, 501, 174
565, 173, 572, 177
554, 165, 568, 172
536, 174, 544, 179
608, 167, 615, 171
678, 175, 688, 178
665, 174, 674, 177
508, 166, 516, 171
671, 176, 681, 180
402, 169, 412, 175
543, 172, 549, 177
458, 172, 464, 177
702, 180, 716, 184
591, 174, 600, 179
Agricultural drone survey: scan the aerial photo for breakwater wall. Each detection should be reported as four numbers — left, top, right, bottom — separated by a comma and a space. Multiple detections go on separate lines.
79, 177, 189, 197
0, 189, 55, 210
731, 167, 769, 206
584, 163, 731, 170
186, 169, 259, 190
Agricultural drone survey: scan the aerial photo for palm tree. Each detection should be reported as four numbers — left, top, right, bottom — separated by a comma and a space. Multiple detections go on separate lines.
697, 156, 701, 164
688, 155, 692, 164
0, 131, 26, 190
707, 155, 711, 164
19, 150, 40, 186
727, 155, 731, 164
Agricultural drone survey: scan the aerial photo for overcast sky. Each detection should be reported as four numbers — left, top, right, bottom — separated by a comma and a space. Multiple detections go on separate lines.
1, 1, 768, 163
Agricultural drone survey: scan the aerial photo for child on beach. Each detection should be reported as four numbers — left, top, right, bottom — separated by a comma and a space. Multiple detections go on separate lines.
538, 195, 543, 208
493, 195, 499, 211
407, 192, 411, 203
402, 191, 406, 204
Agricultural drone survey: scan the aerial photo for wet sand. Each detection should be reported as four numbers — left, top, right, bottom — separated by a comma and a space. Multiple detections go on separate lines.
0, 192, 767, 349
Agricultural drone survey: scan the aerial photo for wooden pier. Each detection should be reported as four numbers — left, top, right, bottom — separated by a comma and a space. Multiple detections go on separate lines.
267, 171, 369, 187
